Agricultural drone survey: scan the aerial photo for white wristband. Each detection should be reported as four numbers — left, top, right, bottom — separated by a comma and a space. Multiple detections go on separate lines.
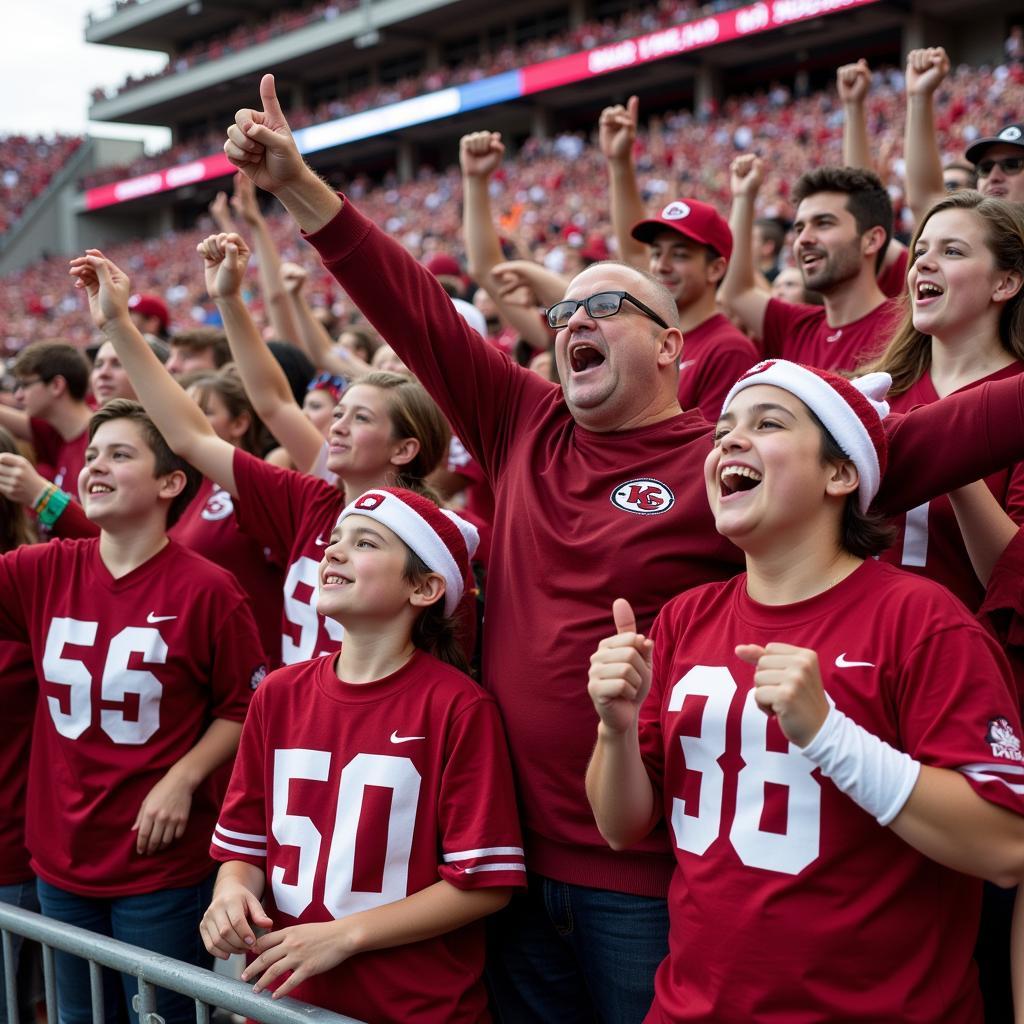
801, 705, 921, 826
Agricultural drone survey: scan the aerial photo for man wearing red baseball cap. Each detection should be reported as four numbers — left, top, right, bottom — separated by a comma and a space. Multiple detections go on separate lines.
629, 200, 757, 421
600, 98, 757, 422
128, 293, 171, 340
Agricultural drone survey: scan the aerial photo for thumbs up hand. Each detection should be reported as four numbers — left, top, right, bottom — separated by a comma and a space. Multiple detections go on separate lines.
588, 599, 654, 735
225, 73, 306, 194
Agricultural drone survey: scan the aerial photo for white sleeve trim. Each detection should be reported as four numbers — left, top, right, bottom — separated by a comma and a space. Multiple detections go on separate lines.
215, 824, 268, 842
960, 763, 1024, 795
212, 835, 268, 857
442, 846, 525, 863
463, 863, 528, 874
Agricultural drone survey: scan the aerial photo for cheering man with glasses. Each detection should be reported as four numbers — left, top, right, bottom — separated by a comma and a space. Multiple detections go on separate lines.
222, 75, 1024, 1022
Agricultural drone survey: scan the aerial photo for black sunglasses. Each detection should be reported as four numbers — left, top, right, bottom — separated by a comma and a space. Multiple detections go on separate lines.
545, 291, 669, 330
976, 156, 1024, 178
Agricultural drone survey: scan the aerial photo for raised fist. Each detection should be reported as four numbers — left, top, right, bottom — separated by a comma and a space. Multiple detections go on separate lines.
905, 47, 950, 97
196, 232, 251, 300
836, 58, 870, 104
730, 154, 764, 199
459, 131, 505, 179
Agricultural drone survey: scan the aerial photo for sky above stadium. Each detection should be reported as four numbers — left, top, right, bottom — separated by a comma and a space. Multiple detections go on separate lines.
4, 0, 171, 149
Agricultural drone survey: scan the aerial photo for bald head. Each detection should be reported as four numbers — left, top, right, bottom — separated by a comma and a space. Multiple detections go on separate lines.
567, 261, 681, 331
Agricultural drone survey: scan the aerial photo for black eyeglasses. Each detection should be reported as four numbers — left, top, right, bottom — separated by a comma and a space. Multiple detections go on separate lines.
545, 291, 670, 330
976, 156, 1024, 178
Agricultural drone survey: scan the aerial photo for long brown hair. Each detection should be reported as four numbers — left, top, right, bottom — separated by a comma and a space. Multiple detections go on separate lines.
188, 368, 272, 457
856, 191, 1024, 395
0, 428, 36, 551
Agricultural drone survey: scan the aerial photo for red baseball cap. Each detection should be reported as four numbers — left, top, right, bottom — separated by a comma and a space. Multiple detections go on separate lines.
128, 293, 170, 332
631, 199, 733, 262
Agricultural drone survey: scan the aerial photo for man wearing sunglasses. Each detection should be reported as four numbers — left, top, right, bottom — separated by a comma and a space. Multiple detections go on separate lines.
223, 75, 1024, 1023
965, 124, 1024, 202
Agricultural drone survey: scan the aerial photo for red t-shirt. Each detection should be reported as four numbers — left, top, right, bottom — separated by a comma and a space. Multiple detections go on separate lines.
231, 449, 345, 665
881, 363, 1024, 610
877, 246, 909, 299
306, 195, 1024, 896
640, 560, 1024, 1023
212, 650, 525, 1022
677, 313, 758, 422
761, 296, 901, 371
0, 641, 36, 884
29, 418, 87, 494
0, 538, 265, 897
170, 478, 286, 667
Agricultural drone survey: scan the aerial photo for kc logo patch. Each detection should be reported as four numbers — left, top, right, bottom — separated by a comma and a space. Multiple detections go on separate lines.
662, 201, 691, 220
610, 478, 676, 515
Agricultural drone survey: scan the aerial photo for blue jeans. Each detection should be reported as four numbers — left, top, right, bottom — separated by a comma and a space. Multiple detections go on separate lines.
486, 874, 669, 1023
0, 879, 39, 1024
36, 876, 214, 1024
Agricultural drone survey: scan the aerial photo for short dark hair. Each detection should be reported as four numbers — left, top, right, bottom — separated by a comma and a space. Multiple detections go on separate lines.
87, 399, 201, 528
809, 410, 894, 558
12, 342, 90, 401
792, 166, 893, 273
754, 217, 785, 255
170, 328, 231, 368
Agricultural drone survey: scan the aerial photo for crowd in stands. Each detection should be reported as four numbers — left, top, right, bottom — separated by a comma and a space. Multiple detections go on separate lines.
4, 35, 1024, 1022
81, 0, 731, 189
10, 59, 1023, 357
0, 135, 83, 236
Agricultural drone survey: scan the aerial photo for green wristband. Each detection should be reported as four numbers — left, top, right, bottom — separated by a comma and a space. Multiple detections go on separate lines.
37, 488, 71, 527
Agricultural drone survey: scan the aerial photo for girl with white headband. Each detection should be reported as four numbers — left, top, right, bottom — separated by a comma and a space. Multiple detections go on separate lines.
200, 487, 525, 1019
586, 359, 1024, 1022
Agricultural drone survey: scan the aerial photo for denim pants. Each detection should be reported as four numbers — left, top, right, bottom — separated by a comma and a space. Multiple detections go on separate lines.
36, 876, 214, 1024
486, 873, 669, 1023
0, 879, 40, 1024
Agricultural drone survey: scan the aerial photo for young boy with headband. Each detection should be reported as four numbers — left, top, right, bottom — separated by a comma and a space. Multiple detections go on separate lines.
587, 360, 1024, 1022
202, 487, 524, 1019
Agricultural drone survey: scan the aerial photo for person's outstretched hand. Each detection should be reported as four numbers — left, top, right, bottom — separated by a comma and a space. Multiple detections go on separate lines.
599, 95, 639, 163
197, 232, 251, 300
68, 250, 132, 330
225, 74, 306, 194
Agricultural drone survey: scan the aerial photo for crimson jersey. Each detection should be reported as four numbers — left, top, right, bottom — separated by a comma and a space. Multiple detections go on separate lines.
980, 528, 1024, 704
306, 195, 1024, 896
0, 538, 265, 897
761, 296, 900, 371
877, 245, 909, 299
676, 313, 758, 422
231, 448, 345, 665
639, 559, 1024, 1023
29, 418, 87, 494
170, 477, 286, 667
447, 436, 493, 569
0, 641, 36, 884
881, 362, 1024, 610
211, 650, 525, 1022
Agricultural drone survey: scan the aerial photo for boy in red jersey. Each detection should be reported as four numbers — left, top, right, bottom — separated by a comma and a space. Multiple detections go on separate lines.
202, 487, 524, 1019
0, 399, 266, 1024
587, 361, 1024, 1022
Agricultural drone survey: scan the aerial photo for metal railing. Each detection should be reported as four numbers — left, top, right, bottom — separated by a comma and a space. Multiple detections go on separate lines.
0, 904, 363, 1024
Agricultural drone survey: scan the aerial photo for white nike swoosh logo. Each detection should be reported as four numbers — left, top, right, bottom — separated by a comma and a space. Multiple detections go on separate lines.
146, 613, 177, 624
679, 359, 696, 370
825, 331, 843, 343
390, 731, 426, 744
315, 537, 329, 546
835, 653, 874, 668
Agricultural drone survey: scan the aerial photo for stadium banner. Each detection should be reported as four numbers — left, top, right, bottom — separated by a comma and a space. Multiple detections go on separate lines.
84, 152, 235, 210
520, 0, 883, 94
82, 0, 880, 211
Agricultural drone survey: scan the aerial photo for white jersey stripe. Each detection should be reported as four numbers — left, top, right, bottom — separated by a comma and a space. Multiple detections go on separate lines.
463, 862, 528, 874
212, 835, 268, 857
960, 766, 1024, 795
442, 845, 525, 863
215, 824, 268, 843
960, 761, 1024, 776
